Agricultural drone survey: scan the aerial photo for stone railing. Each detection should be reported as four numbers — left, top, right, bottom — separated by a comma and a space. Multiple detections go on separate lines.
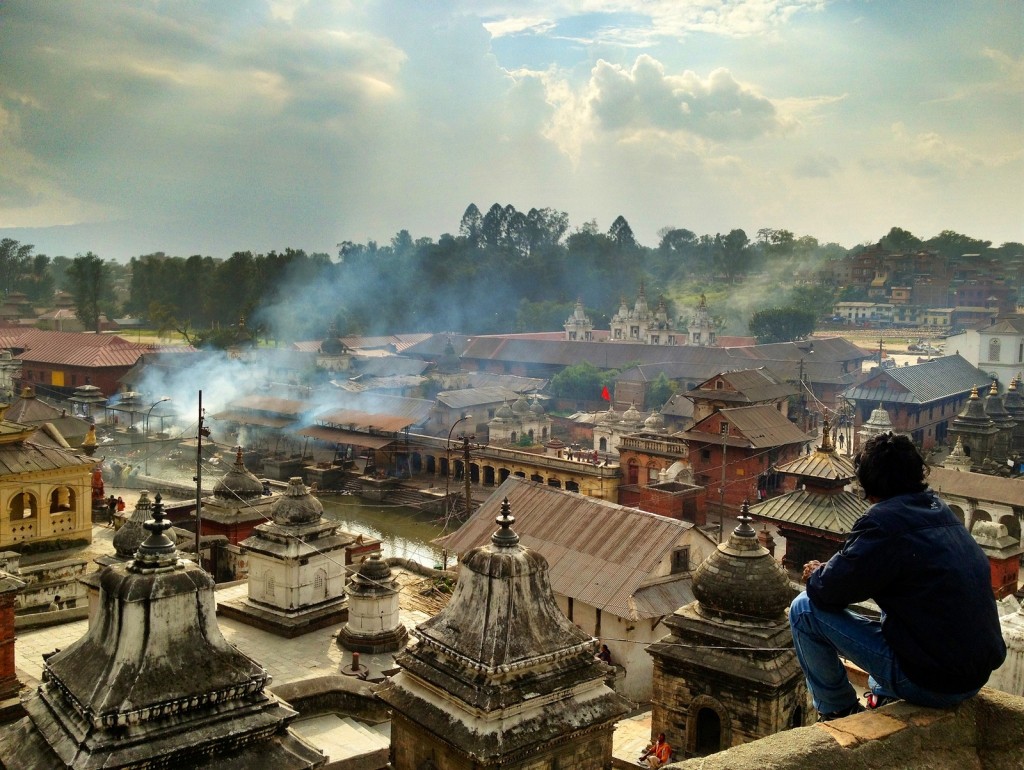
664, 688, 1024, 770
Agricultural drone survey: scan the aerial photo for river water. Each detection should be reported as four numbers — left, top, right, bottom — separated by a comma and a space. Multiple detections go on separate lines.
317, 493, 453, 569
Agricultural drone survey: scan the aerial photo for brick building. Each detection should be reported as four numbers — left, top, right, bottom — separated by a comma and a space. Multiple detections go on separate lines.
841, 354, 992, 452
679, 405, 808, 514
0, 329, 152, 400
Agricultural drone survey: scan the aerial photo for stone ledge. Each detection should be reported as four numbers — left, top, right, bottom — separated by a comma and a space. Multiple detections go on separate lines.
666, 688, 1024, 770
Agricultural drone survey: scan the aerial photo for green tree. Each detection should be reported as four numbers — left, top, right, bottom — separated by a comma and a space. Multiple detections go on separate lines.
0, 238, 34, 296
748, 306, 816, 344
879, 226, 922, 253
647, 372, 677, 410
549, 361, 610, 402
67, 252, 109, 332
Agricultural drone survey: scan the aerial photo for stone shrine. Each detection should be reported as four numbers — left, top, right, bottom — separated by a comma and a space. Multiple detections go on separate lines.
222, 477, 351, 637
648, 501, 810, 758
377, 497, 630, 768
336, 552, 408, 654
0, 497, 325, 768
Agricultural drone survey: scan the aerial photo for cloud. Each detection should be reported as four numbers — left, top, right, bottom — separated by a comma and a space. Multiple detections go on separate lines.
483, 15, 557, 38
586, 55, 783, 140
792, 153, 840, 179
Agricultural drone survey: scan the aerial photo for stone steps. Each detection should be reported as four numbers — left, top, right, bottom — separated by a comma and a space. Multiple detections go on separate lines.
290, 714, 390, 760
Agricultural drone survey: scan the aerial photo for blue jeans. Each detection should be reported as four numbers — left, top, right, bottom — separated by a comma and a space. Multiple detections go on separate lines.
789, 592, 978, 714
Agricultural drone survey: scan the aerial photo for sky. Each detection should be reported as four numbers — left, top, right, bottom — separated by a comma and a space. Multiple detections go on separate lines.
0, 1, 1021, 261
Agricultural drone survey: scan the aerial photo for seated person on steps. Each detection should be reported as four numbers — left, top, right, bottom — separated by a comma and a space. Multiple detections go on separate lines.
638, 733, 671, 768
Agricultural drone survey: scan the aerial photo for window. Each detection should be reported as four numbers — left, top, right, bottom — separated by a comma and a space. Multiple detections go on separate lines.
988, 339, 1001, 362
671, 546, 691, 574
701, 448, 711, 461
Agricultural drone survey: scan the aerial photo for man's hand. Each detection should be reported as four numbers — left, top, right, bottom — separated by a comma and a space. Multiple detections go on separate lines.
802, 560, 822, 582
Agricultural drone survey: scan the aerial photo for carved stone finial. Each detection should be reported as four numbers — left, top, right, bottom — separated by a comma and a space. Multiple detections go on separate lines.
491, 497, 520, 548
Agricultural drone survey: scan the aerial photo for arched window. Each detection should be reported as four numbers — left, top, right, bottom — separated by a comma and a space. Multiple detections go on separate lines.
9, 491, 37, 520
49, 486, 75, 513
989, 338, 1001, 362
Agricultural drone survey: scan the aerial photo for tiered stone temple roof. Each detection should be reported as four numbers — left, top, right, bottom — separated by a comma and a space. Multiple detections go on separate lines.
0, 497, 323, 769
377, 497, 629, 765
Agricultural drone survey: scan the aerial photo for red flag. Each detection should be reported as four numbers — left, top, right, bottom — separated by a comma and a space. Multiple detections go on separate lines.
601, 385, 611, 401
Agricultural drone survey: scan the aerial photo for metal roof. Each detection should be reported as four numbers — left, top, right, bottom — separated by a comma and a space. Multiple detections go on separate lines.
354, 355, 429, 377
682, 405, 809, 449
928, 467, 1024, 507
312, 408, 416, 433
435, 387, 521, 409
0, 329, 153, 368
842, 354, 992, 405
689, 368, 798, 403
776, 448, 857, 482
229, 395, 308, 416
750, 489, 868, 536
438, 477, 710, 620
296, 426, 394, 449
720, 406, 811, 448
210, 410, 297, 429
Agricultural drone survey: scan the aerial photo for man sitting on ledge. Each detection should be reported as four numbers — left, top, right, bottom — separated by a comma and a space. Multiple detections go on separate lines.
790, 432, 1006, 721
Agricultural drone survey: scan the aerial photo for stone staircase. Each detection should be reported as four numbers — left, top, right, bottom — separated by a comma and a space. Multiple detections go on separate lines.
290, 714, 390, 768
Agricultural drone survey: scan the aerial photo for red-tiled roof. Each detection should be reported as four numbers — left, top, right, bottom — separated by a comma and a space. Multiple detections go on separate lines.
1, 329, 153, 368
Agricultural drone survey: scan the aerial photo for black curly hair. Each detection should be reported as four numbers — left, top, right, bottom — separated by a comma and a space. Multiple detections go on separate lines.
854, 432, 929, 500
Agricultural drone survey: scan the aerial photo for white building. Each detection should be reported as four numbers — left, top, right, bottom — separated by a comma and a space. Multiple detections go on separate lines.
944, 314, 1024, 385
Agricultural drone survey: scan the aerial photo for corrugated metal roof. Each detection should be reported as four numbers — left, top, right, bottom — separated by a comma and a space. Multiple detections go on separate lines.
229, 395, 308, 415
463, 372, 548, 392
928, 467, 1024, 507
438, 477, 707, 620
296, 426, 394, 449
1, 329, 153, 368
686, 405, 809, 449
750, 489, 867, 535
436, 387, 521, 409
842, 354, 991, 405
312, 408, 415, 432
690, 368, 798, 403
354, 355, 429, 377
210, 410, 296, 429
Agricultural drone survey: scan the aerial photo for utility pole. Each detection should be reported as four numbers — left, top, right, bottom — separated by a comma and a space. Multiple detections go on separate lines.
194, 391, 211, 569
718, 420, 728, 544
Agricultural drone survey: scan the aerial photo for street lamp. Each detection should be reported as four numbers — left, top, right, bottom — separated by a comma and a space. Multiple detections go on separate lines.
145, 397, 171, 475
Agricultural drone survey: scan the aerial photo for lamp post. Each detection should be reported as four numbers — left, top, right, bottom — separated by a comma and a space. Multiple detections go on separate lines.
144, 397, 170, 475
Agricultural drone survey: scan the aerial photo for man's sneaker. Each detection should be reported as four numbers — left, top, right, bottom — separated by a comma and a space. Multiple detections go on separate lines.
817, 702, 865, 722
864, 691, 899, 709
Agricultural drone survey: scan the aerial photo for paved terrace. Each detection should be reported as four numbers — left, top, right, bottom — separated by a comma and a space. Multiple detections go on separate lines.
12, 522, 654, 765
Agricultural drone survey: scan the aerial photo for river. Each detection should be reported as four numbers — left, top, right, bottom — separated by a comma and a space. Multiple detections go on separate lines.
318, 493, 453, 569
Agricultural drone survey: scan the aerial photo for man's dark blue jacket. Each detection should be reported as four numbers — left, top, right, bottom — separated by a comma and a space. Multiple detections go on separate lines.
807, 490, 1006, 694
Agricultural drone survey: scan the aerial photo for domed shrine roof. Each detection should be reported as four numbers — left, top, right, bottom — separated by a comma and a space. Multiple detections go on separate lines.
644, 410, 665, 431
271, 476, 324, 525
511, 394, 531, 415
692, 501, 794, 622
213, 447, 265, 501
494, 400, 514, 420
113, 489, 175, 559
529, 396, 545, 415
